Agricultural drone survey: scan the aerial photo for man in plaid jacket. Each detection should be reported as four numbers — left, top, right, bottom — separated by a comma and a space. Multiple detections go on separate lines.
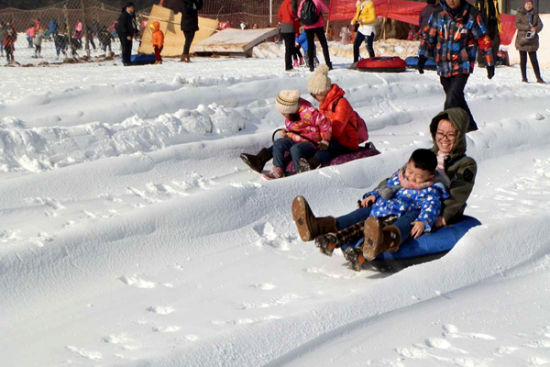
418, 0, 495, 132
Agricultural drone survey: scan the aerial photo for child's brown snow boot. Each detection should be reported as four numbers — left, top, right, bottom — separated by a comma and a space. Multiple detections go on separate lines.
362, 217, 401, 261
292, 196, 337, 242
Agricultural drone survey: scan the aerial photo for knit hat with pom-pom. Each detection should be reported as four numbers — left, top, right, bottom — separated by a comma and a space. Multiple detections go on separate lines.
275, 89, 301, 114
307, 65, 332, 95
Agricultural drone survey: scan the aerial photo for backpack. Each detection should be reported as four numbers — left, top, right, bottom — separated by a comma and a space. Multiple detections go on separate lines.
332, 98, 369, 145
300, 0, 319, 26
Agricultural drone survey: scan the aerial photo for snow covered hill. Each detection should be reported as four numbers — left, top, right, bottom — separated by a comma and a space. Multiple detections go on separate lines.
1, 54, 549, 367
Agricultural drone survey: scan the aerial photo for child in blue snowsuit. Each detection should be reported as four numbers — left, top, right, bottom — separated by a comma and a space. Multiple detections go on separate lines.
296, 31, 318, 68
315, 148, 449, 270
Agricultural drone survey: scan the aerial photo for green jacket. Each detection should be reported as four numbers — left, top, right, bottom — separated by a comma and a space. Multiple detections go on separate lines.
429, 108, 477, 224
373, 107, 477, 224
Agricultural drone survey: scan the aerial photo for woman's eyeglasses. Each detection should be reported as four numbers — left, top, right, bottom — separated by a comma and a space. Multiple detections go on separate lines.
436, 131, 457, 140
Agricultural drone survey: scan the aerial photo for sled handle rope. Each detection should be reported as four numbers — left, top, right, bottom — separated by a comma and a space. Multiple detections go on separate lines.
271, 128, 319, 146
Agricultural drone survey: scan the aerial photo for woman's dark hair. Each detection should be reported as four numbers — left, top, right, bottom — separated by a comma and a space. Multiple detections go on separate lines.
427, 0, 436, 4
409, 148, 437, 174
288, 113, 301, 122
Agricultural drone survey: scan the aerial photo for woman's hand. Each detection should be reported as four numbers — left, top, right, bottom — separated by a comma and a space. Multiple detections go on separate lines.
360, 195, 376, 208
279, 129, 288, 138
434, 216, 447, 228
531, 27, 536, 32
410, 221, 425, 239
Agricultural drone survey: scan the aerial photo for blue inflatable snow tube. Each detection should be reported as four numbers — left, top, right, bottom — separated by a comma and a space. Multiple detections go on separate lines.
130, 54, 156, 65
352, 216, 481, 260
405, 56, 437, 70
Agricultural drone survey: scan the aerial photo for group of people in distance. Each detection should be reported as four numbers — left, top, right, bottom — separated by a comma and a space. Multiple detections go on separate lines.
117, 0, 203, 66
242, 0, 546, 270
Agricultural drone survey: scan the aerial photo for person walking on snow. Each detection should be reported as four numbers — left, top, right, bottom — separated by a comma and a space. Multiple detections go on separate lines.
151, 21, 164, 64
417, 0, 495, 132
180, 0, 203, 63
3, 25, 16, 64
515, 0, 545, 84
278, 0, 301, 71
297, 0, 333, 71
351, 0, 377, 63
474, 0, 501, 67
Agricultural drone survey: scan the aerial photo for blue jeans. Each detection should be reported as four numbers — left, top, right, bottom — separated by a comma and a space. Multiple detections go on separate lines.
338, 209, 420, 250
269, 138, 316, 172
336, 206, 372, 230
353, 31, 375, 62
314, 139, 354, 165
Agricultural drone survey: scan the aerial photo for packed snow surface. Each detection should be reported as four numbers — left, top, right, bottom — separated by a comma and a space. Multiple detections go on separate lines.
1, 46, 550, 367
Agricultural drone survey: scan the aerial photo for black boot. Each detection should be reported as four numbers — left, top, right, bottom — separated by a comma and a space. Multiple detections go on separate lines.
298, 156, 321, 172
240, 148, 272, 173
343, 247, 366, 271
315, 233, 339, 256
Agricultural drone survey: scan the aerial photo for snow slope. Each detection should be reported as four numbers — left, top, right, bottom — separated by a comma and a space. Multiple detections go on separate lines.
1, 52, 550, 367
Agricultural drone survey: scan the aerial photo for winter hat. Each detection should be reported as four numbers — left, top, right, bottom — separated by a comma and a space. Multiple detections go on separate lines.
122, 2, 135, 11
275, 89, 301, 114
307, 65, 332, 95
524, 0, 533, 4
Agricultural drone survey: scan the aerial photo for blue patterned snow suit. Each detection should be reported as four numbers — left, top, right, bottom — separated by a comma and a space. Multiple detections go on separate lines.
363, 170, 449, 232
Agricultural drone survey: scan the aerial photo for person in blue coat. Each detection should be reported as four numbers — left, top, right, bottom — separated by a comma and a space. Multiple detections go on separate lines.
49, 19, 58, 37
296, 31, 318, 68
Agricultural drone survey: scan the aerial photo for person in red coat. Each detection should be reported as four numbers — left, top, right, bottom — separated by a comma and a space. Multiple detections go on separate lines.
300, 65, 363, 170
278, 0, 300, 71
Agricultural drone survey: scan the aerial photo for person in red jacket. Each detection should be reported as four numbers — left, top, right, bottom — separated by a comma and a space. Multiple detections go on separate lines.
299, 65, 363, 171
278, 0, 300, 71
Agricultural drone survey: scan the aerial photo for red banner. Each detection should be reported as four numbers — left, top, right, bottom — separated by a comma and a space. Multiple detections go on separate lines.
499, 13, 516, 46
329, 0, 427, 26
329, 0, 517, 45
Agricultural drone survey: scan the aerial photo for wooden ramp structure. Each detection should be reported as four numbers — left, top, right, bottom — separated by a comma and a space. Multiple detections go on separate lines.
193, 28, 279, 57
138, 4, 218, 57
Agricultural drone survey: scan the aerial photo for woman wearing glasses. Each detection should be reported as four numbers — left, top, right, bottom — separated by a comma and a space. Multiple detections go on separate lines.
292, 107, 477, 264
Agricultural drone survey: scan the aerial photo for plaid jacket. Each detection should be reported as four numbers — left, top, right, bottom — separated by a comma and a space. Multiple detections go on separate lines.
418, 3, 493, 77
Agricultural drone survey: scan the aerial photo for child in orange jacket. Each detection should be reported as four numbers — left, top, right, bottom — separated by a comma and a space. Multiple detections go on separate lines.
151, 21, 164, 64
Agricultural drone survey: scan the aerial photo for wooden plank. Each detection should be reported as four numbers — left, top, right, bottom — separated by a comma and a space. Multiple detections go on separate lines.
192, 28, 279, 55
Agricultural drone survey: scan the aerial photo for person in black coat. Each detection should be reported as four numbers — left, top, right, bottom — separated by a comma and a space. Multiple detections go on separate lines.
180, 0, 203, 62
116, 2, 137, 66
419, 0, 441, 32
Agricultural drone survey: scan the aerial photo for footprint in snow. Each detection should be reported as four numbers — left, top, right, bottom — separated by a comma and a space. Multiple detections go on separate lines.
0, 229, 20, 243
152, 325, 181, 333
249, 283, 276, 291
253, 222, 294, 251
103, 333, 142, 351
65, 345, 102, 361
147, 305, 175, 315
442, 324, 496, 341
119, 274, 156, 289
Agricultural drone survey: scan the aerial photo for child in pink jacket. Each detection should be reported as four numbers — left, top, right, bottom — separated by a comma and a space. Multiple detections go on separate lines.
241, 89, 331, 180
297, 0, 332, 71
